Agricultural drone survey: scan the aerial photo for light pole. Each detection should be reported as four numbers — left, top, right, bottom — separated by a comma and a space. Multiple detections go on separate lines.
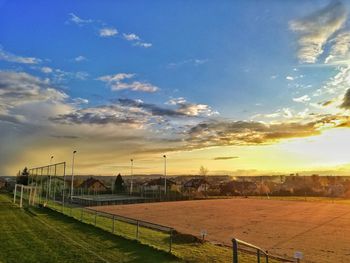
47, 155, 54, 200
130, 159, 134, 195
163, 155, 167, 197
70, 150, 77, 201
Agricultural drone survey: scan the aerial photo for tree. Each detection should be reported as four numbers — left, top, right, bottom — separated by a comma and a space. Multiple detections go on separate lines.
199, 166, 209, 197
16, 167, 29, 185
114, 173, 125, 193
199, 166, 208, 176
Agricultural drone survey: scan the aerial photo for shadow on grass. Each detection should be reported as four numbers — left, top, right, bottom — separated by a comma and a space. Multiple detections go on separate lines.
34, 206, 181, 263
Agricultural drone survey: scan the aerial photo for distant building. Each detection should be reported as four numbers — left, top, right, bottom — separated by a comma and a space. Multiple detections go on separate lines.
142, 177, 177, 192
183, 178, 210, 193
78, 177, 108, 192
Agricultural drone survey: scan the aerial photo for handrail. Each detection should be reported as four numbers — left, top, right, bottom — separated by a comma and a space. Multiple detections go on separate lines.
84, 207, 174, 232
232, 238, 295, 263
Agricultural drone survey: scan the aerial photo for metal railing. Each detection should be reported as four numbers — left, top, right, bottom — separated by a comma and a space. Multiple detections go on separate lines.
232, 238, 295, 263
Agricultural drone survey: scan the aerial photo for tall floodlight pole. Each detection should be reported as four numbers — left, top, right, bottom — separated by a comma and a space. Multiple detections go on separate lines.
48, 156, 54, 199
130, 159, 134, 195
163, 155, 167, 196
70, 150, 77, 201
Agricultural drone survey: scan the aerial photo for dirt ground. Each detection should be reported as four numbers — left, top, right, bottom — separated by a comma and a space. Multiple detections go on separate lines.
92, 198, 350, 263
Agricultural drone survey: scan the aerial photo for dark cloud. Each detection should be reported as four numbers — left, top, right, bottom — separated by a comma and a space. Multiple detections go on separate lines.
118, 98, 185, 117
0, 114, 23, 124
340, 89, 350, 109
213, 156, 239, 160
186, 120, 320, 148
50, 105, 147, 126
50, 135, 80, 139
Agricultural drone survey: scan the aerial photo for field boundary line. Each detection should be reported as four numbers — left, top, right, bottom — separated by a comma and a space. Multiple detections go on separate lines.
32, 210, 111, 263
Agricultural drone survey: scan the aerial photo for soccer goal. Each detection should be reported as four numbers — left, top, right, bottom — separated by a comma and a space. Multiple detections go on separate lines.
13, 184, 38, 208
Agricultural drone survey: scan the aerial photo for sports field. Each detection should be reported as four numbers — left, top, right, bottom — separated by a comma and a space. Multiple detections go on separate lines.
2, 193, 263, 263
92, 198, 350, 263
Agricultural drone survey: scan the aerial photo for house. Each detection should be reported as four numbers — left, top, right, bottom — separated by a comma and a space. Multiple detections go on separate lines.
183, 178, 210, 193
142, 177, 177, 192
78, 177, 108, 192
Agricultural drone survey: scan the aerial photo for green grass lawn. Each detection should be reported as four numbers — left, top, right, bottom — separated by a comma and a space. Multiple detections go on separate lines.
3, 193, 282, 263
0, 194, 180, 263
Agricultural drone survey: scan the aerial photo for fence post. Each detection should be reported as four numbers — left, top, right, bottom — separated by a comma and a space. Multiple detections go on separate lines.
20, 185, 24, 208
13, 184, 17, 204
136, 220, 139, 239
169, 229, 173, 253
232, 239, 238, 263
112, 216, 115, 233
257, 250, 260, 263
265, 250, 268, 263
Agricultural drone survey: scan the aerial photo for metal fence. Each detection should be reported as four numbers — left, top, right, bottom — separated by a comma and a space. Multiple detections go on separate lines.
23, 162, 174, 253
232, 238, 295, 263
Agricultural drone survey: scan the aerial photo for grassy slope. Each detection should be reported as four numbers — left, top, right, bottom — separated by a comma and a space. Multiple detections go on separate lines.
0, 194, 180, 263
1, 193, 279, 263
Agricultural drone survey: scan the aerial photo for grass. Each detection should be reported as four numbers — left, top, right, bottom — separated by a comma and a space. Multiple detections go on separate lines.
0, 194, 180, 263
4, 193, 285, 263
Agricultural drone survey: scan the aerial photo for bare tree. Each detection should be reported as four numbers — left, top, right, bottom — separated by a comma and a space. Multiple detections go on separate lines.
199, 166, 209, 197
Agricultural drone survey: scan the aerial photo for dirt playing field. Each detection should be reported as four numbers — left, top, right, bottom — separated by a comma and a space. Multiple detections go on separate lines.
92, 198, 350, 263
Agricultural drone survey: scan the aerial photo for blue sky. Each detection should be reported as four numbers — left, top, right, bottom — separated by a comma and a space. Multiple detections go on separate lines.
2, 0, 350, 176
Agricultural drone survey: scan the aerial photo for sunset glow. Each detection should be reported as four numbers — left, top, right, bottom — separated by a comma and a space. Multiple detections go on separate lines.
1, 1, 350, 176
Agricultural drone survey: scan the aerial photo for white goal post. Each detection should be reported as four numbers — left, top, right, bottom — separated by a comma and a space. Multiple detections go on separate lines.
13, 184, 38, 208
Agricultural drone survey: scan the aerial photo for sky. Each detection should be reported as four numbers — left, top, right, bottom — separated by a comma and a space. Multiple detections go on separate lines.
2, 0, 350, 176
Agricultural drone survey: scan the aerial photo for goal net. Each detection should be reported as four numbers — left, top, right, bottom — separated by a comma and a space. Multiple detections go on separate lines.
13, 184, 38, 208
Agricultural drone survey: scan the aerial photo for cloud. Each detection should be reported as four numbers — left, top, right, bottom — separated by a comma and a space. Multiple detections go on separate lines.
340, 88, 350, 109
166, 97, 218, 117
50, 105, 148, 127
289, 1, 347, 63
52, 97, 217, 128
122, 33, 152, 48
134, 42, 152, 48
0, 46, 42, 64
68, 13, 93, 26
123, 33, 140, 41
0, 71, 67, 107
97, 73, 158, 93
325, 31, 350, 64
122, 98, 217, 118
41, 67, 53, 74
74, 55, 87, 62
293, 95, 311, 103
186, 120, 321, 149
168, 59, 208, 68
0, 71, 71, 127
99, 27, 118, 37
213, 156, 239, 160
286, 76, 294, 81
